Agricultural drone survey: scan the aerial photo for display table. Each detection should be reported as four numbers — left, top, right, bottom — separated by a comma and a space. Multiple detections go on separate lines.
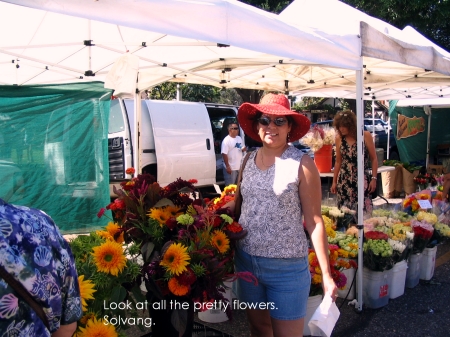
320, 166, 395, 202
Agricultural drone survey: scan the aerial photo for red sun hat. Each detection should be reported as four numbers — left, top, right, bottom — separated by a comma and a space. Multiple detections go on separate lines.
237, 93, 310, 142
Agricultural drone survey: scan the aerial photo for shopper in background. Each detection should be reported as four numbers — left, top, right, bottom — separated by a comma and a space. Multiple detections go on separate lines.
231, 93, 337, 337
331, 110, 378, 214
221, 121, 246, 186
0, 198, 82, 336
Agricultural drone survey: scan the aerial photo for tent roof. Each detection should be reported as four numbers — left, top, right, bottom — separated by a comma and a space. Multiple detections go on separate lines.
0, 0, 359, 89
396, 98, 450, 108
281, 0, 450, 100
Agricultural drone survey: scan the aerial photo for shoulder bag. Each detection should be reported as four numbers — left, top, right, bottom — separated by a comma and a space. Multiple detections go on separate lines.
234, 151, 252, 219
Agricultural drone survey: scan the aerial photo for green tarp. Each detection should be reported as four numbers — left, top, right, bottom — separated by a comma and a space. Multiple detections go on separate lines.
0, 82, 112, 233
389, 100, 450, 166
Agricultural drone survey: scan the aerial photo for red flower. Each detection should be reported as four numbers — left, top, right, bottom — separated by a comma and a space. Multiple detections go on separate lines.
365, 231, 388, 240
225, 221, 243, 233
97, 208, 106, 218
126, 167, 136, 175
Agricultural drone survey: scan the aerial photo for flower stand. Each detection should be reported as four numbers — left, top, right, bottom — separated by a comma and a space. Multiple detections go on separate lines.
390, 260, 408, 299
337, 267, 356, 300
361, 268, 392, 309
303, 294, 323, 336
405, 253, 421, 288
314, 144, 333, 173
419, 246, 437, 280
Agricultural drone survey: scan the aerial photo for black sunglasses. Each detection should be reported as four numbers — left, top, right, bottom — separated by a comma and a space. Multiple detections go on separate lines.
257, 116, 288, 127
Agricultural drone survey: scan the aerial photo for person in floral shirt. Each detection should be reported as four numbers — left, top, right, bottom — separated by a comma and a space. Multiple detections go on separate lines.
0, 198, 82, 336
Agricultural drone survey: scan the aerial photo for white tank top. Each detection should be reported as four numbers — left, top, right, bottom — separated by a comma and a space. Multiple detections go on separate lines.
238, 146, 308, 258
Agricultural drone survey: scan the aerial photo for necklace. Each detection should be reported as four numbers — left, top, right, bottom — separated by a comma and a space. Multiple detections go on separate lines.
260, 145, 288, 168
260, 150, 272, 168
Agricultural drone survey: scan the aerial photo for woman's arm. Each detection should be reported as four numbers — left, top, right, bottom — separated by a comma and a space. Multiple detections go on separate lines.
331, 135, 342, 194
299, 155, 338, 299
364, 131, 378, 193
51, 322, 77, 337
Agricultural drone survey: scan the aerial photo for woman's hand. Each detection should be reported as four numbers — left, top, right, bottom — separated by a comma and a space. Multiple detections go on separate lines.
322, 274, 338, 302
330, 182, 337, 194
368, 178, 377, 193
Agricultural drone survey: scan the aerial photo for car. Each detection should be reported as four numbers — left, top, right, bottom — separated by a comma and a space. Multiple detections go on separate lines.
311, 120, 399, 160
364, 118, 391, 133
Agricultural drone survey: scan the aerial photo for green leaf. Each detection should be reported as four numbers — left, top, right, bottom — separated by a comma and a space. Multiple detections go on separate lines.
131, 285, 146, 303
141, 241, 155, 262
110, 285, 127, 304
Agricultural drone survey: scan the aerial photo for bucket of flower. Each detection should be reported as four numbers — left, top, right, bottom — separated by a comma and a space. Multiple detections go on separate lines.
405, 219, 434, 288
361, 231, 394, 308
301, 125, 336, 172
73, 171, 256, 337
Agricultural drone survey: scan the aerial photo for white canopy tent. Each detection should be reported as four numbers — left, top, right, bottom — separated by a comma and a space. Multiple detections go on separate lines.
3, 0, 450, 312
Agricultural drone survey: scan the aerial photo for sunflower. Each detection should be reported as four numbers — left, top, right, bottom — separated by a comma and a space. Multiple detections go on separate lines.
148, 208, 172, 226
77, 317, 118, 337
160, 243, 190, 275
165, 205, 183, 217
96, 230, 113, 241
92, 241, 127, 276
210, 230, 230, 254
168, 277, 190, 296
79, 312, 96, 325
78, 275, 97, 312
105, 222, 124, 243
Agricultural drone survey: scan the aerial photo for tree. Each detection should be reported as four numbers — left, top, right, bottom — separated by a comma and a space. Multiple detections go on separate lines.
342, 0, 450, 51
148, 83, 221, 102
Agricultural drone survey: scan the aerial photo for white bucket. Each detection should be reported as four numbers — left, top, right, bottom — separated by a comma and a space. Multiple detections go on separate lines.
406, 253, 421, 288
198, 281, 233, 323
420, 246, 437, 281
362, 268, 392, 309
304, 294, 323, 336
390, 260, 408, 299
337, 267, 356, 300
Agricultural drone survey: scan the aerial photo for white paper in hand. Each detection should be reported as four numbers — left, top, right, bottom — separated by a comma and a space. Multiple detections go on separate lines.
308, 294, 340, 337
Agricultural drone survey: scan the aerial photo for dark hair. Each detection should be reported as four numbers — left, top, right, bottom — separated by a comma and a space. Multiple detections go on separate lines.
333, 110, 357, 138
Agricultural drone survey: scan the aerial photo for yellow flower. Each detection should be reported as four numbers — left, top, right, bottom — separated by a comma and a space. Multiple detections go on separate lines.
148, 208, 172, 226
105, 222, 125, 243
79, 312, 96, 325
168, 277, 190, 296
78, 275, 96, 312
160, 243, 191, 276
165, 205, 183, 217
96, 230, 113, 241
77, 317, 118, 337
92, 241, 127, 276
210, 230, 230, 254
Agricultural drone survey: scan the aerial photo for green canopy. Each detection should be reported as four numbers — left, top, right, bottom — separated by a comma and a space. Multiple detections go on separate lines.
0, 82, 112, 233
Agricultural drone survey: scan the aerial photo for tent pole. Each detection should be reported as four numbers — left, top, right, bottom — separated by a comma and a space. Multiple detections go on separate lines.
133, 91, 142, 173
424, 106, 432, 168
356, 68, 364, 312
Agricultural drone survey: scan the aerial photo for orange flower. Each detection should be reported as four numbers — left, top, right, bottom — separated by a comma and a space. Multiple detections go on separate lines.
168, 277, 190, 296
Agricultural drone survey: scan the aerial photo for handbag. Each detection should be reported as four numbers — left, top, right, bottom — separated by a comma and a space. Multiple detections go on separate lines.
234, 151, 252, 218
0, 264, 50, 330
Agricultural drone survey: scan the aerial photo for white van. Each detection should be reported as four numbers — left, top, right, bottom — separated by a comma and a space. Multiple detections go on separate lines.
108, 98, 243, 196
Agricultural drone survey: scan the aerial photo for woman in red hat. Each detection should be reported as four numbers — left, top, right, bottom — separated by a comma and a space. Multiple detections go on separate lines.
232, 93, 337, 337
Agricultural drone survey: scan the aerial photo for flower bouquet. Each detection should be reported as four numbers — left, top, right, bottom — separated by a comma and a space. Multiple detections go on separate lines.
387, 223, 414, 263
410, 219, 434, 254
363, 231, 394, 271
69, 224, 142, 336
308, 245, 348, 296
414, 173, 436, 190
300, 125, 335, 152
97, 173, 253, 335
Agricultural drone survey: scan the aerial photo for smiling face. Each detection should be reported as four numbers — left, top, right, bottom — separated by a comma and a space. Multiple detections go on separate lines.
257, 114, 292, 147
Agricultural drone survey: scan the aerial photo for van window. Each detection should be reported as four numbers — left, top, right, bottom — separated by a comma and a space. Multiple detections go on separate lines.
109, 100, 125, 134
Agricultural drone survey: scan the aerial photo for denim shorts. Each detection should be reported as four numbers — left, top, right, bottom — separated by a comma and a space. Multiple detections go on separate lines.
234, 247, 311, 320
